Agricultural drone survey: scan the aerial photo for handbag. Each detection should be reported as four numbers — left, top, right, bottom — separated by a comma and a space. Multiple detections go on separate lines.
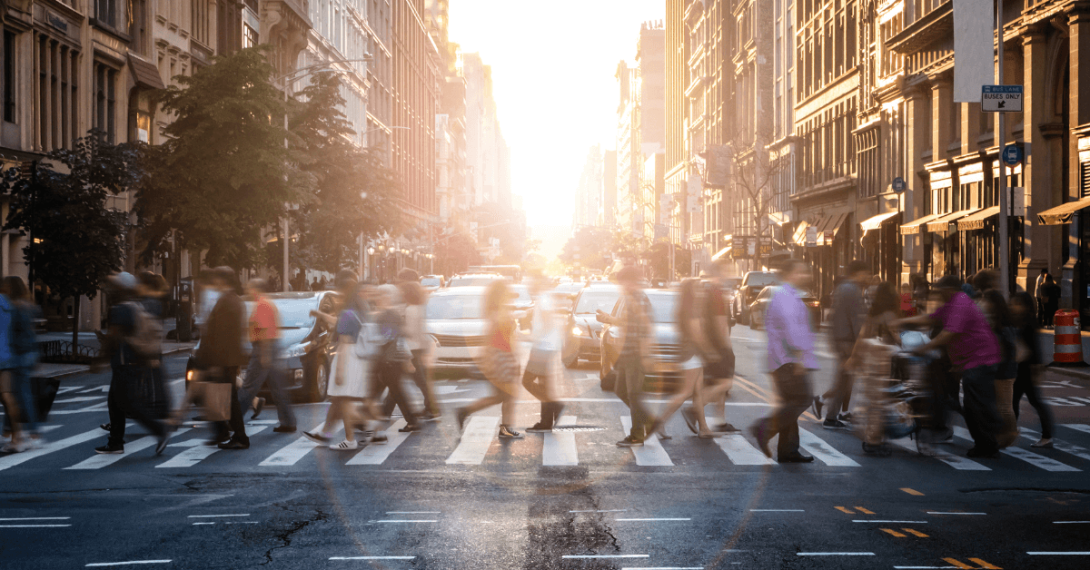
189, 380, 232, 422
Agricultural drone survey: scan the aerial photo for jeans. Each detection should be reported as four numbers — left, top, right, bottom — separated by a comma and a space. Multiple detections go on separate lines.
614, 353, 650, 439
108, 365, 167, 446
376, 359, 419, 426
822, 340, 856, 419
755, 364, 813, 457
382, 350, 435, 417
237, 341, 296, 429
4, 353, 39, 435
1013, 362, 1053, 439
961, 364, 1001, 452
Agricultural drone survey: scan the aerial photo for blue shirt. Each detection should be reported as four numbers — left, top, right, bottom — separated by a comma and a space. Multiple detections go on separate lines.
0, 295, 13, 369
765, 284, 818, 372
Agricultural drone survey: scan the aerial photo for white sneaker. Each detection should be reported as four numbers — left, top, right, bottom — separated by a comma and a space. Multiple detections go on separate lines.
1031, 438, 1053, 448
1, 439, 30, 453
330, 439, 359, 451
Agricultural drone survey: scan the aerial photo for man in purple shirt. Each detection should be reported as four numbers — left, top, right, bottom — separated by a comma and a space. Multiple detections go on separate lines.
750, 259, 818, 463
900, 275, 1002, 457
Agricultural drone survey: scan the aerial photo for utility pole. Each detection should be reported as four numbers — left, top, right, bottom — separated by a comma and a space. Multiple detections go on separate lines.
997, 0, 1009, 297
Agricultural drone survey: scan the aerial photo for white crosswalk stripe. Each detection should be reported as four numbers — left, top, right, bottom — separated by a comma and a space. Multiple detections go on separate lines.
66, 429, 192, 470
259, 423, 334, 467
1063, 424, 1090, 436
158, 427, 268, 468
799, 428, 860, 467
446, 416, 499, 465
888, 438, 991, 471
620, 416, 672, 466
0, 428, 104, 472
1020, 428, 1090, 462
347, 420, 413, 465
542, 416, 578, 466
714, 434, 777, 465
952, 426, 1080, 472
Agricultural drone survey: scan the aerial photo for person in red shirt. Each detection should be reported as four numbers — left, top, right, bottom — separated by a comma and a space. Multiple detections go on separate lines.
457, 281, 523, 439
236, 279, 297, 434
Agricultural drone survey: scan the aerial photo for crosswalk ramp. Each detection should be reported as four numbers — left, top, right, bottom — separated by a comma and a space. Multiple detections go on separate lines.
3, 420, 1090, 475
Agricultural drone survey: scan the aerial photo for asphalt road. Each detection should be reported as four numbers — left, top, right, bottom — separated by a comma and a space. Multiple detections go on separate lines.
1, 326, 1089, 569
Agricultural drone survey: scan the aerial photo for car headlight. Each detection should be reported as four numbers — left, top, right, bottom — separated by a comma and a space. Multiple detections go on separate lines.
572, 325, 584, 336
285, 343, 308, 359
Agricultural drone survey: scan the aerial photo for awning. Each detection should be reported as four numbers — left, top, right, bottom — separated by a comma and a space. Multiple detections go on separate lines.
957, 206, 1001, 231
926, 209, 977, 233
899, 213, 941, 235
711, 246, 731, 261
768, 211, 790, 226
1037, 196, 1090, 225
816, 211, 851, 245
859, 211, 901, 243
128, 54, 165, 90
792, 220, 810, 246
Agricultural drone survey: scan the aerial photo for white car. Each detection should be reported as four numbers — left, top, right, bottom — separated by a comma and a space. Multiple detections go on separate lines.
425, 286, 489, 375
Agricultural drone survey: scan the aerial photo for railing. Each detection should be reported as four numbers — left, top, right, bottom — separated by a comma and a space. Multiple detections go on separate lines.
38, 340, 100, 364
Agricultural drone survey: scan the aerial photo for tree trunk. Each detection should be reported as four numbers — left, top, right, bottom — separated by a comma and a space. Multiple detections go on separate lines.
71, 295, 80, 353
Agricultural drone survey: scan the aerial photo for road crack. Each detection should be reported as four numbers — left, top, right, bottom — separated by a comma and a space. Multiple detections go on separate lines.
261, 508, 328, 566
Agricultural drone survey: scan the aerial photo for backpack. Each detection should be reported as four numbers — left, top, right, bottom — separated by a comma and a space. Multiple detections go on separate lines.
123, 302, 163, 365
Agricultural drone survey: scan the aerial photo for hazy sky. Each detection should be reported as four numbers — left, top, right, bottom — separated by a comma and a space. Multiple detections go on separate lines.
448, 0, 665, 229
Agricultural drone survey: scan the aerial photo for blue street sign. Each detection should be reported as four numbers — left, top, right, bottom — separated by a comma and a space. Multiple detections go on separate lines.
1002, 144, 1022, 166
892, 176, 906, 192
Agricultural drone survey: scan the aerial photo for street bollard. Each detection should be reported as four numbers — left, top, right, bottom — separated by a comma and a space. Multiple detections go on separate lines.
1052, 309, 1086, 366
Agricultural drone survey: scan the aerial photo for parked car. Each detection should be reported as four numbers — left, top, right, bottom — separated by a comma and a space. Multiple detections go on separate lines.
553, 281, 586, 311
561, 283, 621, 368
447, 273, 504, 287
425, 286, 489, 375
747, 286, 821, 330
185, 291, 337, 403
732, 271, 779, 325
599, 289, 702, 394
421, 275, 445, 293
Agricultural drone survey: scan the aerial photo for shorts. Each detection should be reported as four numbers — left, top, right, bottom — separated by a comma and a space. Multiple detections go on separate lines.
703, 348, 735, 380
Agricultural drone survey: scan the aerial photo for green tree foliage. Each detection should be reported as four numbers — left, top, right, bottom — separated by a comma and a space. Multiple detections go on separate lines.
435, 231, 481, 276
645, 242, 691, 281
137, 47, 299, 271
289, 72, 401, 274
1, 132, 138, 346
558, 226, 614, 272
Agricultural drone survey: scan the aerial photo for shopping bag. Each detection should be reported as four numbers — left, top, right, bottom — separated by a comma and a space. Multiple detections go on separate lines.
190, 381, 232, 422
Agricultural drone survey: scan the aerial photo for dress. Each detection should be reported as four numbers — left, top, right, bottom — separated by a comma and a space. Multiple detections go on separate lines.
327, 310, 370, 399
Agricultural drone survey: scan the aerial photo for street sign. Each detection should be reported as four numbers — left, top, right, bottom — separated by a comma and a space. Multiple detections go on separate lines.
805, 227, 817, 247
1002, 144, 1022, 165
892, 176, 906, 192
982, 85, 1023, 113
1010, 187, 1025, 217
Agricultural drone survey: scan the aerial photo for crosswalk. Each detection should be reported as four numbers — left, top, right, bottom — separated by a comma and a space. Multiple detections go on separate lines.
5, 417, 1090, 475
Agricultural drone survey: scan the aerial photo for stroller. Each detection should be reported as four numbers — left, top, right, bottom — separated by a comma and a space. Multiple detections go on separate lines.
855, 330, 934, 456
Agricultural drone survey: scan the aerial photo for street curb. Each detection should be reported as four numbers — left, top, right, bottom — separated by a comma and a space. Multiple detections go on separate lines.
1044, 365, 1090, 384
32, 345, 195, 380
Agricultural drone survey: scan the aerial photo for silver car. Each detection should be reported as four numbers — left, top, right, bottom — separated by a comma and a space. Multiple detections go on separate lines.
599, 289, 702, 393
425, 286, 489, 374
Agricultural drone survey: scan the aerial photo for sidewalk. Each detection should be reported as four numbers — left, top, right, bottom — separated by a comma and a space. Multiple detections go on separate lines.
34, 319, 195, 379
1038, 328, 1090, 383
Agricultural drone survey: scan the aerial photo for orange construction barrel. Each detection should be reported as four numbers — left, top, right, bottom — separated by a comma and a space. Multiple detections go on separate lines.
1053, 310, 1086, 365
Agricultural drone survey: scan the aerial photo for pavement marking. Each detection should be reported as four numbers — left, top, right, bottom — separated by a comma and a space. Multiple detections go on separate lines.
63, 428, 191, 470
714, 434, 777, 465
187, 514, 250, 518
853, 520, 927, 524
52, 396, 106, 404
620, 416, 673, 466
259, 422, 331, 467
85, 561, 172, 567
542, 415, 579, 466
855, 507, 875, 514
952, 426, 1080, 472
1062, 424, 1090, 435
570, 509, 628, 513
888, 438, 991, 471
0, 428, 116, 471
1027, 552, 1090, 555
192, 521, 258, 525
50, 402, 110, 415
903, 528, 929, 538
619, 568, 702, 570
881, 528, 907, 538
0, 517, 71, 521
445, 415, 499, 465
901, 488, 925, 496
1054, 521, 1090, 524
386, 512, 440, 515
798, 428, 860, 466
192, 522, 215, 526
968, 558, 1001, 569
926, 512, 987, 516
941, 558, 975, 569
615, 518, 691, 522
330, 557, 416, 560
796, 552, 875, 556
347, 419, 412, 465
562, 555, 649, 559
56, 385, 85, 394
749, 509, 804, 512
78, 386, 111, 394
1021, 428, 1090, 462
157, 427, 268, 468
371, 520, 436, 523
0, 524, 72, 528
835, 506, 855, 514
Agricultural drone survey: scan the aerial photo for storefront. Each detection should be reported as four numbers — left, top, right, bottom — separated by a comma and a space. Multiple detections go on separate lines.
859, 210, 902, 285
794, 207, 853, 306
925, 209, 976, 278
899, 213, 941, 281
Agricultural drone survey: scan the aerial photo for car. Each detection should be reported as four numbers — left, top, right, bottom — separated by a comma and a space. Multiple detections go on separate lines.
732, 271, 779, 325
185, 291, 337, 403
509, 284, 535, 330
599, 289, 702, 394
421, 275, 445, 292
747, 286, 822, 330
561, 283, 621, 368
424, 286, 489, 375
447, 273, 504, 287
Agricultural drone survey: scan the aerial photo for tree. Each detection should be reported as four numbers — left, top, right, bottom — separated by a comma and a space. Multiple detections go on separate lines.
558, 226, 614, 272
1, 132, 138, 349
435, 231, 480, 276
137, 47, 301, 271
645, 242, 692, 281
288, 72, 401, 274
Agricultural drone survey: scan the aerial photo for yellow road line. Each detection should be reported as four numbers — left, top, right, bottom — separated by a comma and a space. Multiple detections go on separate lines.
968, 558, 1001, 569
856, 507, 875, 515
900, 487, 924, 496
902, 528, 929, 538
942, 558, 973, 569
835, 506, 855, 514
881, 528, 906, 538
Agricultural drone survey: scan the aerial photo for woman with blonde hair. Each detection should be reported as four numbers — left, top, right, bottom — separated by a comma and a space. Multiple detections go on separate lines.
456, 280, 522, 439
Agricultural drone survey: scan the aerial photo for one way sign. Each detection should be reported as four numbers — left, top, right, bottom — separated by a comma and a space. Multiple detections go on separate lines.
982, 85, 1023, 113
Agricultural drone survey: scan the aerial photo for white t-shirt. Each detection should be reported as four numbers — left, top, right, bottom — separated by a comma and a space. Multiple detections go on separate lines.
530, 293, 562, 351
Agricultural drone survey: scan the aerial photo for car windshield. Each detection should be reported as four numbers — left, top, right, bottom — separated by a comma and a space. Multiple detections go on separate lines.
449, 277, 499, 287
725, 278, 742, 290
574, 291, 620, 314
757, 287, 776, 300
647, 294, 678, 323
744, 273, 779, 288
421, 277, 442, 287
427, 294, 484, 320
246, 293, 319, 329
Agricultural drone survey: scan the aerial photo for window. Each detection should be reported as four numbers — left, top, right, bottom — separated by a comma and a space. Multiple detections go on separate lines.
95, 0, 118, 28
129, 0, 149, 55
3, 31, 14, 123
94, 62, 117, 142
192, 0, 210, 45
36, 35, 80, 152
243, 23, 258, 49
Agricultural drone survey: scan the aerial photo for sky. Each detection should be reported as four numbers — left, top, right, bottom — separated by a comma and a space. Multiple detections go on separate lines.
448, 0, 665, 239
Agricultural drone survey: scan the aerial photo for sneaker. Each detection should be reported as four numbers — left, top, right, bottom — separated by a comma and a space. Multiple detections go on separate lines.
2, 440, 30, 453
330, 439, 358, 451
616, 435, 644, 447
823, 419, 850, 430
1031, 438, 1054, 448
838, 412, 853, 423
273, 425, 297, 433
303, 431, 331, 445
155, 431, 174, 456
95, 442, 125, 454
526, 422, 553, 433
251, 397, 266, 420
99, 423, 112, 432
812, 396, 824, 420
931, 428, 954, 443
498, 425, 523, 439
218, 438, 250, 450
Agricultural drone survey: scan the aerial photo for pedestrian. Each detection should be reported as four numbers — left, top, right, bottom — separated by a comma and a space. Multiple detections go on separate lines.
235, 278, 297, 434
195, 269, 221, 332
749, 259, 818, 463
523, 273, 566, 433
458, 280, 523, 440
137, 272, 171, 420
1034, 268, 1048, 328
94, 272, 173, 456
699, 259, 740, 432
381, 278, 437, 422
372, 284, 422, 434
977, 283, 1019, 449
596, 266, 655, 447
846, 282, 900, 453
814, 260, 869, 429
193, 267, 249, 449
899, 275, 1003, 458
1009, 291, 1054, 448
0, 277, 40, 453
1041, 274, 1060, 328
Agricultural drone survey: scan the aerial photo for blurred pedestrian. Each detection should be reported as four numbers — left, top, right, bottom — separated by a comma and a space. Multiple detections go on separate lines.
1034, 268, 1048, 327
524, 273, 565, 433
1009, 292, 1054, 447
194, 267, 249, 449
195, 269, 220, 332
458, 280, 523, 440
1041, 274, 1060, 328
750, 259, 817, 463
237, 279, 297, 434
373, 284, 422, 434
596, 266, 654, 447
699, 259, 740, 432
383, 279, 438, 421
94, 272, 172, 456
815, 260, 870, 429
979, 287, 1019, 449
900, 275, 1003, 458
1, 277, 40, 453
847, 282, 900, 452
138, 272, 171, 420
